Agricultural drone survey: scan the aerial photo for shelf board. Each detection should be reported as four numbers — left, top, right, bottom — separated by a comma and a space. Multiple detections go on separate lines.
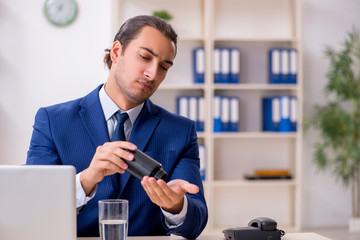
213, 83, 298, 91
213, 132, 297, 139
158, 84, 205, 90
213, 179, 296, 187
197, 132, 205, 138
159, 84, 298, 91
179, 35, 205, 42
214, 37, 298, 43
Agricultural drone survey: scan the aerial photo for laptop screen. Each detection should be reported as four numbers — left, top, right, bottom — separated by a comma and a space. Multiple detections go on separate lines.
0, 165, 76, 240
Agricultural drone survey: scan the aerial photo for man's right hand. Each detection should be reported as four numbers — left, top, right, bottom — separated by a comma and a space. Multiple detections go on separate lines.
80, 141, 137, 195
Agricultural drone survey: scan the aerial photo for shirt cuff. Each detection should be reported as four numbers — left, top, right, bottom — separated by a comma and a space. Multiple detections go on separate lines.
76, 172, 97, 210
161, 195, 188, 228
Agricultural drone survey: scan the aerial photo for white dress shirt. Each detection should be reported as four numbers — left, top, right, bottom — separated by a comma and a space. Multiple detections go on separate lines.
75, 84, 187, 227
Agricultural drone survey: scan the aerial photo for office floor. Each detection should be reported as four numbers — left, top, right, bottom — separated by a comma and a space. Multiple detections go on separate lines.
303, 227, 360, 240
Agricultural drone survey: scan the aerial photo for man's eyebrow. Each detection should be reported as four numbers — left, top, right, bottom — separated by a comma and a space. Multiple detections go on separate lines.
140, 47, 173, 66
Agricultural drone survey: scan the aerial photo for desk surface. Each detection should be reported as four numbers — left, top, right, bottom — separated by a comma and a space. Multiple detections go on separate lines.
78, 232, 331, 240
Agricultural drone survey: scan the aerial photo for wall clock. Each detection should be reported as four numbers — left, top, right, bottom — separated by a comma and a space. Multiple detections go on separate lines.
44, 0, 78, 27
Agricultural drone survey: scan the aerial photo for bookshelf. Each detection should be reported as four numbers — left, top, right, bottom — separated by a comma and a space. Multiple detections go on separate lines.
113, 0, 302, 232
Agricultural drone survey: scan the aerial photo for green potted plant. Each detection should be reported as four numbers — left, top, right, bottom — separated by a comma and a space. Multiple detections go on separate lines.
152, 10, 173, 21
304, 29, 360, 232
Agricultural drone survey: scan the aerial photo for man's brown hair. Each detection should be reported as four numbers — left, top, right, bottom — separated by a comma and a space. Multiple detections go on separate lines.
104, 15, 178, 69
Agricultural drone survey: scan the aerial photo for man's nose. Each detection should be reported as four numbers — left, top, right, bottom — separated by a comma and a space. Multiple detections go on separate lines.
144, 62, 158, 81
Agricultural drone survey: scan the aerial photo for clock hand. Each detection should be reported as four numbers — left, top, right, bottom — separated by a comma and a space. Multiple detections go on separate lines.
57, 4, 64, 12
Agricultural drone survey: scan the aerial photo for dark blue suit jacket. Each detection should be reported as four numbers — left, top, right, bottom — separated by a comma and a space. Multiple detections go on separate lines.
26, 85, 208, 239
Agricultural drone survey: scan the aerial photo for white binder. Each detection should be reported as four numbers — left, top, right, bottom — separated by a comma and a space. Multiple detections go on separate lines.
230, 96, 240, 131
281, 49, 289, 83
220, 48, 230, 83
214, 48, 221, 83
230, 48, 240, 83
221, 96, 230, 131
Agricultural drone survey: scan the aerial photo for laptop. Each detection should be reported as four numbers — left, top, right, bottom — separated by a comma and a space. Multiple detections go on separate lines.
0, 165, 77, 240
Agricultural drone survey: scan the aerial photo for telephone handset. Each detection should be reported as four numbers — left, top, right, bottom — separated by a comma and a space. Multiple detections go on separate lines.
223, 217, 285, 240
248, 217, 278, 231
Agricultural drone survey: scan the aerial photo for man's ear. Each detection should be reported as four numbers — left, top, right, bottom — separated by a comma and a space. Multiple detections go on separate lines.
110, 41, 122, 64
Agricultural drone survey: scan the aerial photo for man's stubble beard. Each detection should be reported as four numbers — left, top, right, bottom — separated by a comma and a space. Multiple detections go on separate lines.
114, 72, 155, 105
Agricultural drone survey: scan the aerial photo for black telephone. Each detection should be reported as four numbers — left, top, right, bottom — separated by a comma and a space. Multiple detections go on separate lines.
223, 217, 285, 240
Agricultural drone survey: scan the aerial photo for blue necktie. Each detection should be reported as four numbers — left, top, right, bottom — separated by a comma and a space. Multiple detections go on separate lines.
111, 112, 129, 142
111, 112, 129, 197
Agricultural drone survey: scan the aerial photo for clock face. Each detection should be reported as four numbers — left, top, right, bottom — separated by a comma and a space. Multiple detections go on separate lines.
44, 0, 78, 27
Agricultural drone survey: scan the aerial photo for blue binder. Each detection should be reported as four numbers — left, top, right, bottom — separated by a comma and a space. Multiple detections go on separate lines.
262, 97, 280, 131
290, 96, 297, 132
269, 49, 281, 84
213, 95, 222, 132
188, 96, 198, 129
221, 96, 231, 131
230, 48, 240, 83
279, 95, 291, 132
289, 48, 297, 84
214, 48, 221, 83
280, 49, 289, 83
193, 47, 205, 83
220, 48, 230, 83
197, 96, 205, 132
177, 96, 189, 118
229, 96, 239, 131
199, 144, 206, 181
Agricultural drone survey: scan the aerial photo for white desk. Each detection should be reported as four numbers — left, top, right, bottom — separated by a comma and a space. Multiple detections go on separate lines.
78, 232, 332, 240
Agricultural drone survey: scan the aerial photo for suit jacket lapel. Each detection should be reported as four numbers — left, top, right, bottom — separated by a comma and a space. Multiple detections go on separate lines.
118, 99, 160, 196
79, 85, 110, 148
129, 99, 159, 151
79, 85, 120, 195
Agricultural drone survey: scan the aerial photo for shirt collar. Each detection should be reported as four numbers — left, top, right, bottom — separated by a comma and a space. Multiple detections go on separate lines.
99, 84, 144, 124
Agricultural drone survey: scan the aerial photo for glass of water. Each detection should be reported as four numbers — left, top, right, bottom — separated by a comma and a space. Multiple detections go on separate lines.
99, 199, 128, 240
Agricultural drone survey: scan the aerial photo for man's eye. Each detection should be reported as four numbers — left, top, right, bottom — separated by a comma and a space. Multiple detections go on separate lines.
160, 65, 168, 72
140, 55, 150, 61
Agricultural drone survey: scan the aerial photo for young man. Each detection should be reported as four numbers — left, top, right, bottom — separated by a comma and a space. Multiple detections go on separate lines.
26, 15, 208, 238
